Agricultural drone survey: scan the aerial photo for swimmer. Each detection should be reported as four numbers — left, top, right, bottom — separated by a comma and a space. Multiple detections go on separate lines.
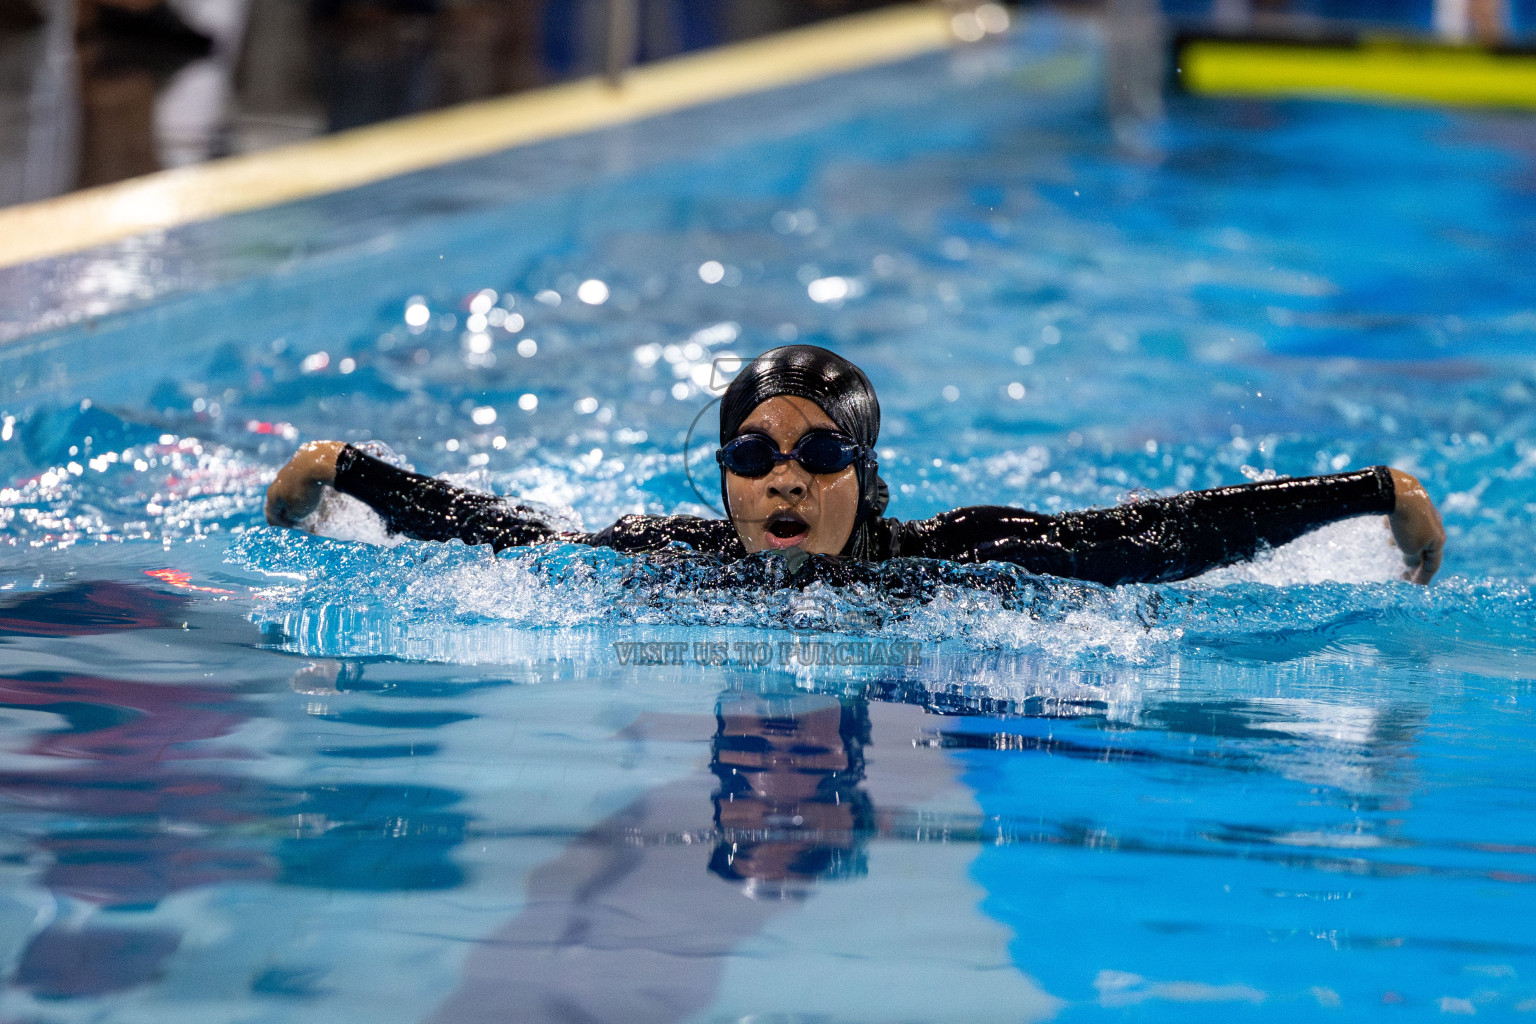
265, 345, 1445, 586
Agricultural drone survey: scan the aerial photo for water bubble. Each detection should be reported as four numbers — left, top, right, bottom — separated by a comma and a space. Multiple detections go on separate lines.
808, 277, 852, 303
940, 237, 970, 260
951, 11, 985, 41
469, 289, 497, 315
976, 2, 1010, 32
690, 322, 739, 347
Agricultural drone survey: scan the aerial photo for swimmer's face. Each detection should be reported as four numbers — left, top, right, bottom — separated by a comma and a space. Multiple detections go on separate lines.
725, 396, 861, 556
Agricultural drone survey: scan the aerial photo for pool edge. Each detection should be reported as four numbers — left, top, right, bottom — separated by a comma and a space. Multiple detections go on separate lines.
0, 3, 955, 271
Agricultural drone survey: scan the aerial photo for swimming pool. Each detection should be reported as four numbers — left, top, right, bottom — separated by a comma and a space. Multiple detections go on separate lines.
2, 12, 1535, 1020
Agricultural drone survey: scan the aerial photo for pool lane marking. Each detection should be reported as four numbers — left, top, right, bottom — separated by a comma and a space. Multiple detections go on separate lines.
0, 4, 953, 270
1181, 38, 1536, 109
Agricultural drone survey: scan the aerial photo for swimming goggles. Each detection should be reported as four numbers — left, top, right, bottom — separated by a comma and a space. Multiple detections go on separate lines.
716, 430, 869, 478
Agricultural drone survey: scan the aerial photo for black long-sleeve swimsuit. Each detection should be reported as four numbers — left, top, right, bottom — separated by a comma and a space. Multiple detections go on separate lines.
332, 445, 1396, 587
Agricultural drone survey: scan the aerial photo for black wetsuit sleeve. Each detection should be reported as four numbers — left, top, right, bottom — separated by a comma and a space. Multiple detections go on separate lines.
331, 445, 743, 556
333, 444, 559, 549
586, 513, 744, 557
891, 467, 1396, 586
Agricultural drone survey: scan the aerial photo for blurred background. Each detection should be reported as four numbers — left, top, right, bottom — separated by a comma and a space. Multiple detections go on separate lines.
0, 0, 1532, 210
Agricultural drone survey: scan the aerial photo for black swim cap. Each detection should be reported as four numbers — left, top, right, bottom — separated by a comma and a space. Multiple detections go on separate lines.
718, 345, 889, 559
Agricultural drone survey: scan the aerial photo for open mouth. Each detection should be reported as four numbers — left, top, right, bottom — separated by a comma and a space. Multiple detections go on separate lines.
764, 511, 810, 547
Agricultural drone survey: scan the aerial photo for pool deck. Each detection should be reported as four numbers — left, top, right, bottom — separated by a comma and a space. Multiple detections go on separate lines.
0, 4, 954, 272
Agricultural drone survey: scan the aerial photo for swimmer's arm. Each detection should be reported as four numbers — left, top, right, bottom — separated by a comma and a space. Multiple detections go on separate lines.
899, 467, 1442, 585
265, 442, 558, 549
587, 514, 744, 557
267, 443, 745, 555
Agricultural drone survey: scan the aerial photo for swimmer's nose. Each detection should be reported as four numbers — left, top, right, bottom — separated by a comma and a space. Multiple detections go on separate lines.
766, 464, 808, 500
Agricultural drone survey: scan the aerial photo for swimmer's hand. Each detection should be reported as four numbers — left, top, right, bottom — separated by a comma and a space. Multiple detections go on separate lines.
1386, 468, 1445, 584
265, 441, 345, 528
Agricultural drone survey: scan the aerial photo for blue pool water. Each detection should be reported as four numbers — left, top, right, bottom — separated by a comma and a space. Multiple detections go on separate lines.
2, 15, 1536, 1021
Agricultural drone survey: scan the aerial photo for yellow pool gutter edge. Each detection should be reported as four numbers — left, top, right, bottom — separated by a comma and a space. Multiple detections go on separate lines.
0, 3, 955, 271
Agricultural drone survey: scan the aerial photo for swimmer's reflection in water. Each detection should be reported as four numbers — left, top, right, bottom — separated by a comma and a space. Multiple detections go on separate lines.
267, 345, 1446, 585
429, 691, 895, 1024
709, 694, 872, 897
